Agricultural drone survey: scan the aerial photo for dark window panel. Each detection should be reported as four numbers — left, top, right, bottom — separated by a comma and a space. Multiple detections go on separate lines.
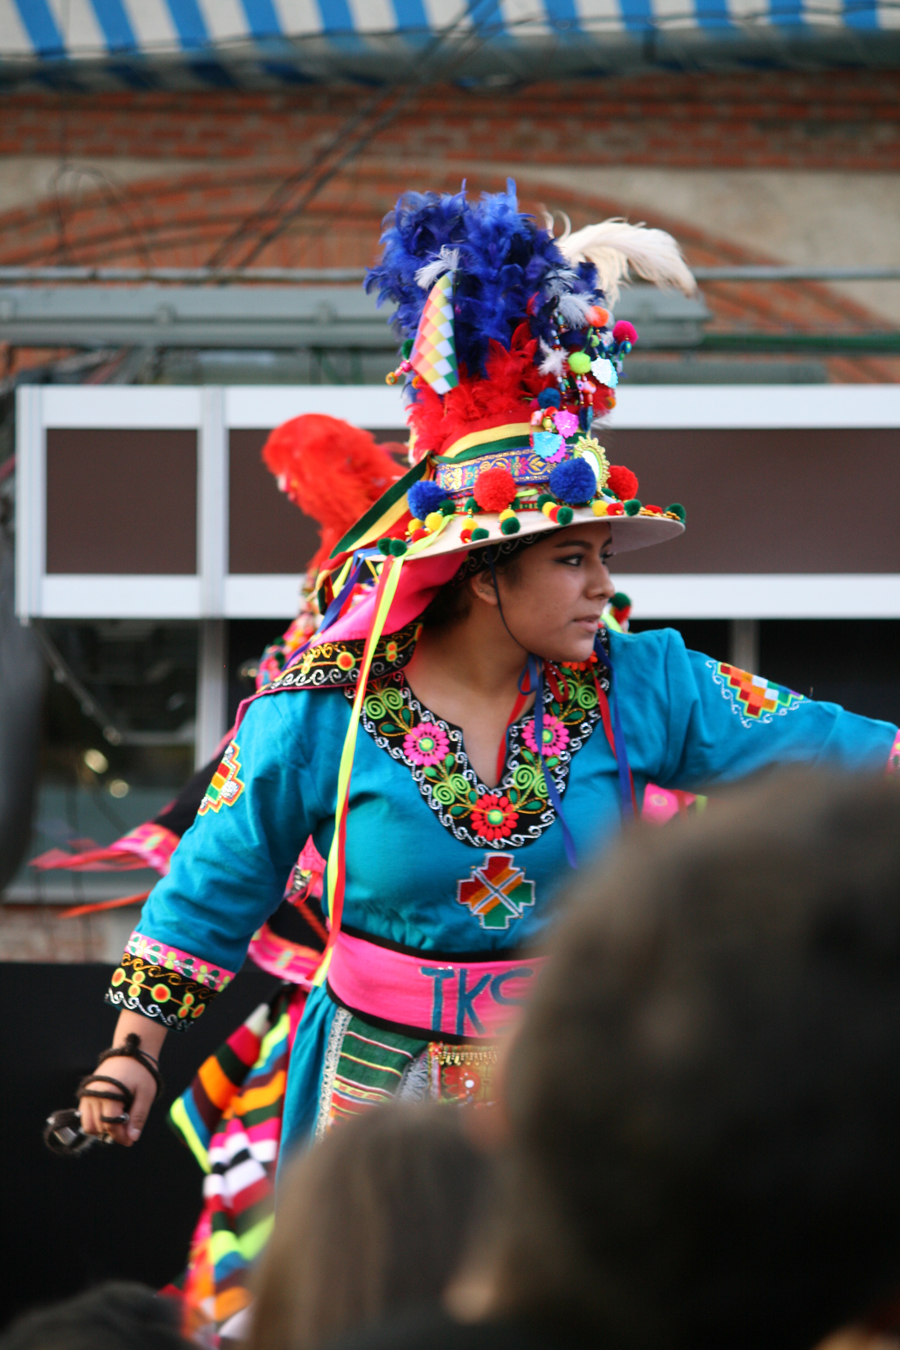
46, 429, 197, 575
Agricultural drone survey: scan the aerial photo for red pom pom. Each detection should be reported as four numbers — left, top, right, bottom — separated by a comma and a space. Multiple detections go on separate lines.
474, 465, 518, 513
607, 465, 639, 501
612, 320, 638, 345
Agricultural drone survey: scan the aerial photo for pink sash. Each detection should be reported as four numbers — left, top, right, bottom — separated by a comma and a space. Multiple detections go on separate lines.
327, 930, 546, 1039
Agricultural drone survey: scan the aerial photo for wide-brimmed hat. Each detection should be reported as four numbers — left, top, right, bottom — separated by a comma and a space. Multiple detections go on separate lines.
317, 184, 693, 605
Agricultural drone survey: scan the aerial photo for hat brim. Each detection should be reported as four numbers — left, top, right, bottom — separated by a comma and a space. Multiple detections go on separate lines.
412, 506, 685, 560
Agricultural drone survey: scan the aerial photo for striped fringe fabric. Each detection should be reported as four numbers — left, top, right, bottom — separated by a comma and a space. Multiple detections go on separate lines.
321, 1013, 428, 1134
168, 985, 306, 1346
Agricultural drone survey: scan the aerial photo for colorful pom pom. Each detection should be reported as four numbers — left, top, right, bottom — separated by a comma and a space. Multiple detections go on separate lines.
473, 465, 518, 513
408, 480, 450, 521
549, 458, 598, 505
611, 591, 631, 609
538, 388, 562, 409
612, 321, 638, 345
624, 499, 642, 516
557, 506, 574, 525
410, 527, 429, 541
389, 538, 408, 555
500, 516, 520, 534
666, 502, 686, 522
378, 538, 394, 555
471, 527, 490, 541
606, 502, 624, 516
567, 351, 592, 375
537, 493, 555, 509
586, 305, 609, 327
606, 465, 639, 501
591, 501, 608, 517
425, 511, 445, 531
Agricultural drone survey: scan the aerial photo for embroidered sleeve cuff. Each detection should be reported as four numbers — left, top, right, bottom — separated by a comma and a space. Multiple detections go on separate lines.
104, 931, 236, 1031
887, 729, 900, 775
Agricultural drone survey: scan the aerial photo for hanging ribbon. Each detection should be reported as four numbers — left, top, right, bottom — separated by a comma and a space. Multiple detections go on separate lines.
592, 633, 636, 818
525, 653, 579, 869
313, 553, 405, 986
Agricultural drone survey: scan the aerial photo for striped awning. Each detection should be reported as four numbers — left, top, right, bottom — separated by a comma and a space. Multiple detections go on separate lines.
0, 0, 897, 86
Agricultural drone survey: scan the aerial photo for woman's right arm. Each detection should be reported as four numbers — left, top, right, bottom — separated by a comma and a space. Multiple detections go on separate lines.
82, 691, 326, 1143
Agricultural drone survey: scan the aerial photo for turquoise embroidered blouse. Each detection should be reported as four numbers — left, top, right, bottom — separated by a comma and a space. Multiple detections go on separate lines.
106, 624, 897, 1149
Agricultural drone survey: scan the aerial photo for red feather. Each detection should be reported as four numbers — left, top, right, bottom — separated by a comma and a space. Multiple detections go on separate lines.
261, 415, 405, 571
408, 322, 549, 460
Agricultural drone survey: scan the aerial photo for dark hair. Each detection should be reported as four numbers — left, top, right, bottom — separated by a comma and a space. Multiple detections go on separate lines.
0, 1283, 191, 1350
422, 536, 538, 629
249, 1103, 491, 1350
496, 771, 900, 1350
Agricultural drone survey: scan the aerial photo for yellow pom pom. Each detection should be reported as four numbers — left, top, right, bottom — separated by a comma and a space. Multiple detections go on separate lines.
591, 501, 608, 517
542, 501, 556, 517
425, 511, 444, 532
408, 518, 423, 531
498, 507, 515, 522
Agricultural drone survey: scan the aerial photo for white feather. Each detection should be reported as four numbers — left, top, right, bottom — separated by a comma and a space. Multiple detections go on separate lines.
415, 246, 460, 291
538, 341, 568, 378
558, 219, 696, 304
557, 292, 593, 326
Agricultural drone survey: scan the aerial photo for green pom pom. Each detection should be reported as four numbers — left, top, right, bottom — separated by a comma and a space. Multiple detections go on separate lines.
401, 339, 413, 359
557, 506, 574, 525
536, 493, 555, 509
471, 527, 490, 541
378, 538, 394, 556
439, 498, 457, 516
465, 496, 479, 514
611, 592, 632, 609
500, 516, 520, 535
624, 498, 642, 516
389, 538, 408, 556
666, 502, 686, 522
567, 351, 592, 375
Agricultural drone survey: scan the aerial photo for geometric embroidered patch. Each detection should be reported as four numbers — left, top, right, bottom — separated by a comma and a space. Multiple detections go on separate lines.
198, 740, 245, 815
457, 853, 536, 931
708, 661, 805, 730
411, 272, 458, 396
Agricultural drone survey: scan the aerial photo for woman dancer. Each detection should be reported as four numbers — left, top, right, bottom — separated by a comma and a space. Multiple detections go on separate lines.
72, 185, 899, 1157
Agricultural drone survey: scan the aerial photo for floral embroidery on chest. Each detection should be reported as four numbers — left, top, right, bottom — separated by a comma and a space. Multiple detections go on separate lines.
350, 659, 607, 851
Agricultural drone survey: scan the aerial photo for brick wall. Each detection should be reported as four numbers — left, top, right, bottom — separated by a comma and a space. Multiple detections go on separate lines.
3, 72, 900, 169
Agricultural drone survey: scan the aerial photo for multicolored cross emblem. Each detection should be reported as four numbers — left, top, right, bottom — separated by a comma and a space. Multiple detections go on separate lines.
198, 740, 245, 815
712, 662, 804, 728
457, 853, 536, 931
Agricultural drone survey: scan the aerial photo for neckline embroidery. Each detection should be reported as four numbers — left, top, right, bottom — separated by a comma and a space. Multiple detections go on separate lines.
351, 650, 609, 851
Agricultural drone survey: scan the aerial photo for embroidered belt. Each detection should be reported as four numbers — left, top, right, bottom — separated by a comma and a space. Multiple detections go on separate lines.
326, 929, 545, 1042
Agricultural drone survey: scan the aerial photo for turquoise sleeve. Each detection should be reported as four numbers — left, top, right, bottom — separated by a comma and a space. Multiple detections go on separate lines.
653, 630, 898, 791
135, 692, 327, 975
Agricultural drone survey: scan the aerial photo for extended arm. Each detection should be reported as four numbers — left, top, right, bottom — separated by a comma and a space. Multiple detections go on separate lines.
80, 691, 328, 1145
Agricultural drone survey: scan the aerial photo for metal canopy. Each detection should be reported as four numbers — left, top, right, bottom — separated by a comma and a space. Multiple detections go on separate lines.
0, 0, 898, 89
0, 284, 710, 350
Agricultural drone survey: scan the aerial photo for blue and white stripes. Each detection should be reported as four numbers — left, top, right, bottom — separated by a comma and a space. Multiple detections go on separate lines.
0, 0, 895, 77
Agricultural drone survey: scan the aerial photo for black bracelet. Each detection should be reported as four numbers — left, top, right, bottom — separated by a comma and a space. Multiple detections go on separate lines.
94, 1032, 164, 1099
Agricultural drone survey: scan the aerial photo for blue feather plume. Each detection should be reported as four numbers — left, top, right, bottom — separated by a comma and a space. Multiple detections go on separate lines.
365, 181, 605, 378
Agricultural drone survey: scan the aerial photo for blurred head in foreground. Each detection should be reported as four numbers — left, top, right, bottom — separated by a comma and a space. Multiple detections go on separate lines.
0, 1283, 190, 1350
493, 771, 900, 1350
249, 1102, 490, 1350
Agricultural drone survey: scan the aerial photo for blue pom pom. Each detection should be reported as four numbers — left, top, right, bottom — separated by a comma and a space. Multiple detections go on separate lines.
407, 480, 450, 520
549, 458, 597, 505
538, 388, 562, 409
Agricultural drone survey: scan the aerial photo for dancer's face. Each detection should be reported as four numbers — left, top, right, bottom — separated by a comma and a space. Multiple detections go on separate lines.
471, 521, 615, 664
